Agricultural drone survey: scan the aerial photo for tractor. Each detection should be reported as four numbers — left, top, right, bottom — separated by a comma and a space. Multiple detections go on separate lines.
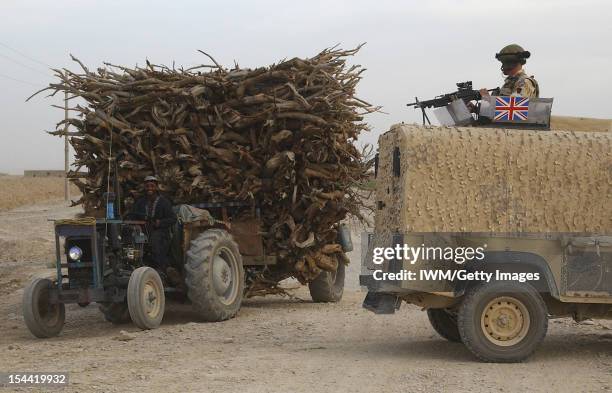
23, 197, 350, 338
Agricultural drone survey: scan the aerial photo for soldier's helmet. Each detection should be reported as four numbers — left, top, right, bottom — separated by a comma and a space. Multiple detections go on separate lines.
495, 44, 531, 65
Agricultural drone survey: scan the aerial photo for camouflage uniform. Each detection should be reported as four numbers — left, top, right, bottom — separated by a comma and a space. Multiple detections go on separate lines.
499, 71, 539, 98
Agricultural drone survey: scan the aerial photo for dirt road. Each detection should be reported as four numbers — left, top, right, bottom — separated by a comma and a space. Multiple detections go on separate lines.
1, 202, 611, 393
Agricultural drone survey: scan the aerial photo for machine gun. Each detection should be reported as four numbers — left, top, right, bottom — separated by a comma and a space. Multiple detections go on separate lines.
407, 81, 500, 125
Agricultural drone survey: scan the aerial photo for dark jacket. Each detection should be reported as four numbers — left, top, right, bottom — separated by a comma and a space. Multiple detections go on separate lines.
130, 194, 176, 229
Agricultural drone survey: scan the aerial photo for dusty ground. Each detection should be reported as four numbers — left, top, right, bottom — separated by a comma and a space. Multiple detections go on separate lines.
0, 201, 611, 393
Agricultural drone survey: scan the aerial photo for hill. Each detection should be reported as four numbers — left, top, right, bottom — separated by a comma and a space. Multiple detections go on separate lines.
550, 116, 610, 132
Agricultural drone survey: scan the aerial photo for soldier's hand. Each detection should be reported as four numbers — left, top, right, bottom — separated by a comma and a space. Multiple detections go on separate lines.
467, 101, 477, 113
155, 219, 160, 228
479, 88, 490, 97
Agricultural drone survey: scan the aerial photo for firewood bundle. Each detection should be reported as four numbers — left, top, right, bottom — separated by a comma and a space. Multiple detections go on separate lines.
36, 46, 376, 283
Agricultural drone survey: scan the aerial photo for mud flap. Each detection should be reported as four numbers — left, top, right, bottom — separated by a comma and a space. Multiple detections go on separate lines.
362, 292, 401, 314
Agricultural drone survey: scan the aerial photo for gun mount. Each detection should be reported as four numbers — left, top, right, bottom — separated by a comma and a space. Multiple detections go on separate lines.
407, 81, 552, 130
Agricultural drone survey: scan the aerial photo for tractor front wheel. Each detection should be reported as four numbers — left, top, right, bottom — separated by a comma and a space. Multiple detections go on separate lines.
23, 278, 65, 338
127, 267, 165, 330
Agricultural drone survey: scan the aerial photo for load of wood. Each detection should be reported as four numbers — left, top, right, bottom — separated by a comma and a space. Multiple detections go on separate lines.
34, 46, 375, 284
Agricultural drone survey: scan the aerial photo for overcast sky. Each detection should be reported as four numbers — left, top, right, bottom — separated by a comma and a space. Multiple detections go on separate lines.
0, 0, 610, 174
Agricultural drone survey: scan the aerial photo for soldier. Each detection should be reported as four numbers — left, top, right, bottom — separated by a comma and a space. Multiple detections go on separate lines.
481, 44, 539, 98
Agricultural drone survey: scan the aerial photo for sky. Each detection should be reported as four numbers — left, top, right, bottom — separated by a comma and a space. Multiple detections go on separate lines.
0, 0, 610, 174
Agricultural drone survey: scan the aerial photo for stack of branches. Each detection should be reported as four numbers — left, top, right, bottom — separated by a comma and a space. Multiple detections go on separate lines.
33, 46, 376, 284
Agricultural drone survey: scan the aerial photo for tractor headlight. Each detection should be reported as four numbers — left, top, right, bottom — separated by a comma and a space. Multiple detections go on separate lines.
68, 246, 83, 261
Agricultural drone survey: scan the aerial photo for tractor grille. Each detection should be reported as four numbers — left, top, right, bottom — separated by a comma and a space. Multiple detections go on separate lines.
65, 237, 94, 288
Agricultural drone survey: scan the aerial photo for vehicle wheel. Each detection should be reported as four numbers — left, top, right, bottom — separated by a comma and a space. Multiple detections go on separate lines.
458, 281, 548, 363
127, 267, 165, 329
308, 255, 345, 303
427, 308, 461, 342
23, 278, 65, 338
99, 302, 131, 324
185, 229, 244, 322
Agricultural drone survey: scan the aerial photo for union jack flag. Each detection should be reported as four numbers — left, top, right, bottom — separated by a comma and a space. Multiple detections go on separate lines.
494, 96, 529, 121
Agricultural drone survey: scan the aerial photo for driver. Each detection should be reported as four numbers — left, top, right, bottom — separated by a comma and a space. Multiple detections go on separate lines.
130, 175, 176, 274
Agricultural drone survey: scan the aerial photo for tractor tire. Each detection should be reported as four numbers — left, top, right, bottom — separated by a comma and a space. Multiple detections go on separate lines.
458, 281, 548, 363
427, 308, 461, 342
127, 267, 165, 330
308, 256, 345, 303
184, 229, 244, 322
23, 278, 65, 338
99, 302, 131, 324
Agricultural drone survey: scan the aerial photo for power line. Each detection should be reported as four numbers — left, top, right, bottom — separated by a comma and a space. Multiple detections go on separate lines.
0, 52, 51, 77
0, 72, 40, 87
0, 41, 52, 68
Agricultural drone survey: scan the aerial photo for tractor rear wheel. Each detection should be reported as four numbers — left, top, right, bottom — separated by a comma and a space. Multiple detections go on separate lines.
184, 229, 244, 322
23, 278, 65, 338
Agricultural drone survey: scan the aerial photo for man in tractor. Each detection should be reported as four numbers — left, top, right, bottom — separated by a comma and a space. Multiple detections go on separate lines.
130, 175, 176, 276
481, 44, 540, 98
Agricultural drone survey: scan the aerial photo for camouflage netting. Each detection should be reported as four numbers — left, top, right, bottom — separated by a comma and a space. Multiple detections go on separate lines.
34, 47, 377, 285
376, 124, 612, 233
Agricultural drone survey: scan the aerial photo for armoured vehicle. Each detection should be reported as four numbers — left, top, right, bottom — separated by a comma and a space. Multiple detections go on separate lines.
360, 91, 611, 362
22, 196, 349, 338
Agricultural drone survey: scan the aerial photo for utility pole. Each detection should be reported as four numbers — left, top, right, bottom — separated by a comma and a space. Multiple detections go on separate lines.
64, 89, 69, 201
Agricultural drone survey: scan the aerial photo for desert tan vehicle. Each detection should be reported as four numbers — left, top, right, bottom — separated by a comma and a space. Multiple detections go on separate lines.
360, 95, 611, 362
